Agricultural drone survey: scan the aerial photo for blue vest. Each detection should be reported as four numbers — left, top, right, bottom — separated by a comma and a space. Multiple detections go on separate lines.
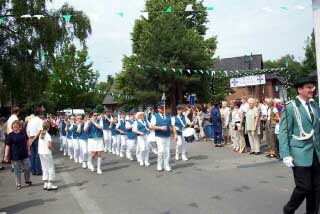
66, 124, 73, 139
137, 120, 148, 134
103, 116, 112, 130
144, 113, 152, 129
88, 119, 103, 138
174, 115, 186, 136
155, 113, 171, 137
119, 119, 127, 135
72, 124, 79, 138
111, 122, 119, 136
126, 120, 137, 140
78, 123, 88, 140
61, 121, 67, 136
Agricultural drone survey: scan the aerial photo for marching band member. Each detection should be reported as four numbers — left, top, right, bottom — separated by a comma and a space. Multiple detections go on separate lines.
145, 105, 158, 155
111, 115, 120, 155
61, 115, 68, 156
133, 111, 150, 166
102, 109, 113, 153
172, 104, 192, 161
125, 110, 137, 161
117, 110, 127, 158
150, 103, 172, 172
66, 116, 74, 160
71, 116, 80, 164
84, 112, 103, 174
77, 115, 89, 169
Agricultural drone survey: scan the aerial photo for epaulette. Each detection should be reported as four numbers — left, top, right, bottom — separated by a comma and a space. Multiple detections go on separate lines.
286, 100, 293, 105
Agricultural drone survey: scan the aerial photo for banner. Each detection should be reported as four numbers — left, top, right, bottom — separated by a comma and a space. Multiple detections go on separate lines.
230, 74, 266, 88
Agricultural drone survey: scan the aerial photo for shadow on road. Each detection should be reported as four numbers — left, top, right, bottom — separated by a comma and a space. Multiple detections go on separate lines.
0, 198, 57, 213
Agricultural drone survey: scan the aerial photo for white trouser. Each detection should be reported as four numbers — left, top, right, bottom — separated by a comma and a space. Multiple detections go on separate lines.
176, 135, 187, 156
67, 138, 73, 157
79, 139, 88, 163
156, 137, 171, 169
247, 131, 260, 153
62, 136, 68, 154
103, 130, 112, 151
112, 135, 120, 154
231, 129, 240, 150
120, 135, 127, 155
59, 133, 63, 150
137, 136, 149, 163
73, 138, 80, 161
126, 139, 136, 158
147, 132, 157, 152
39, 154, 55, 181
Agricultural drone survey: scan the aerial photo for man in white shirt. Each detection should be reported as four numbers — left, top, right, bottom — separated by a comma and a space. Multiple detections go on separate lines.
27, 109, 43, 175
239, 96, 250, 148
220, 101, 230, 144
7, 107, 20, 134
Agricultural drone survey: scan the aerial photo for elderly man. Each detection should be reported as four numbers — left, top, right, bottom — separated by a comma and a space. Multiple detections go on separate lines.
279, 76, 320, 214
220, 101, 230, 144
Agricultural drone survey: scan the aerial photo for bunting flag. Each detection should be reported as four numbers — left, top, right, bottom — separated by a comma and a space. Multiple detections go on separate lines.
63, 15, 72, 22
116, 12, 124, 17
0, 18, 3, 24
21, 14, 32, 18
34, 15, 44, 20
166, 6, 172, 13
185, 4, 193, 12
141, 12, 149, 20
207, 6, 214, 11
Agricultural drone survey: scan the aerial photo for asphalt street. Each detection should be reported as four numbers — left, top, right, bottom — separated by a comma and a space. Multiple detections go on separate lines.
0, 138, 307, 214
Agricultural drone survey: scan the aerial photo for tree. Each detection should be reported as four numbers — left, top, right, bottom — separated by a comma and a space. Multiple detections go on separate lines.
302, 30, 316, 73
115, 0, 217, 112
0, 1, 91, 114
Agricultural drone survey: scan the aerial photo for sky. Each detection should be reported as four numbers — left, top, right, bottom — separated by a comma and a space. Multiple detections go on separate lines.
48, 0, 315, 82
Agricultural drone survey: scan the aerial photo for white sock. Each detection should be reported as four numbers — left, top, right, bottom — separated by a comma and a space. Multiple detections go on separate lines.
97, 157, 102, 170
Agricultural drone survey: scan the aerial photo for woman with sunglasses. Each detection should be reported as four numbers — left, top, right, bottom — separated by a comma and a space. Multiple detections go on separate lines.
84, 112, 103, 174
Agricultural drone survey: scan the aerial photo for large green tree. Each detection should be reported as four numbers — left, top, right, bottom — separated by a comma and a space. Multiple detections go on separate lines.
0, 1, 91, 114
116, 0, 217, 111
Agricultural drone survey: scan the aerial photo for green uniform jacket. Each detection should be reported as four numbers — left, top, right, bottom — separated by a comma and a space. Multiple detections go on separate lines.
279, 98, 320, 167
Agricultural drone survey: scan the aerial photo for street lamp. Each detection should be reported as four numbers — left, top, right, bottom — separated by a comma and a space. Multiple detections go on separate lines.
313, 0, 320, 104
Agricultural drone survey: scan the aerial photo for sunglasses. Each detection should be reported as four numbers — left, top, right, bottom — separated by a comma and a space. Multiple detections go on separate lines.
93, 114, 98, 117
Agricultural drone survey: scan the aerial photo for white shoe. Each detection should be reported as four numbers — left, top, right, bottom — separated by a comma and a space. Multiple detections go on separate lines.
116, 152, 120, 156
63, 152, 67, 156
153, 150, 158, 155
164, 166, 172, 172
127, 155, 134, 161
157, 166, 163, 171
69, 156, 73, 160
120, 153, 124, 158
74, 159, 78, 163
175, 154, 180, 161
112, 151, 116, 155
144, 162, 150, 167
97, 168, 102, 174
104, 148, 107, 153
139, 161, 144, 166
108, 149, 112, 153
60, 148, 63, 152
43, 183, 48, 190
91, 167, 95, 172
82, 162, 87, 169
47, 183, 58, 191
182, 156, 189, 161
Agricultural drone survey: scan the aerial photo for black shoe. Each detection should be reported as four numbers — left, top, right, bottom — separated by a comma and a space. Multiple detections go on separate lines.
0, 166, 5, 170
16, 185, 22, 190
25, 181, 32, 186
36, 172, 42, 176
32, 172, 36, 175
255, 152, 260, 155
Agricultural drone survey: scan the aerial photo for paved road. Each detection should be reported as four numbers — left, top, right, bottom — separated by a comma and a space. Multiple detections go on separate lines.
0, 138, 306, 214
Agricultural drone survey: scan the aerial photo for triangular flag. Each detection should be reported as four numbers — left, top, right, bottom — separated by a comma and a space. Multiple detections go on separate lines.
63, 15, 72, 22
53, 53, 57, 58
40, 50, 45, 58
141, 12, 149, 20
172, 68, 176, 72
187, 69, 191, 74
116, 12, 124, 17
295, 5, 305, 10
161, 93, 166, 101
185, 4, 193, 12
193, 70, 198, 74
206, 70, 210, 75
280, 6, 288, 11
211, 71, 215, 76
21, 14, 32, 18
207, 6, 214, 11
80, 85, 83, 89
86, 55, 90, 60
0, 18, 3, 24
28, 49, 32, 55
166, 6, 172, 13
224, 71, 228, 76
262, 7, 272, 12
59, 80, 62, 84
312, 4, 319, 10
162, 67, 167, 72
199, 70, 203, 74
178, 69, 183, 74
34, 15, 44, 20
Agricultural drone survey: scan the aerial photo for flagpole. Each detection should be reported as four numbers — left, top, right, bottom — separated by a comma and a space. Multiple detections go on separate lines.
312, 0, 320, 105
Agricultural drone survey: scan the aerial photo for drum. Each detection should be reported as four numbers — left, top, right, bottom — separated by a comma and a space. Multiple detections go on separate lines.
183, 127, 195, 143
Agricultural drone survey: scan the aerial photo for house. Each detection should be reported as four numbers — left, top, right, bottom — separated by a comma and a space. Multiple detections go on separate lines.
213, 54, 286, 102
102, 85, 118, 111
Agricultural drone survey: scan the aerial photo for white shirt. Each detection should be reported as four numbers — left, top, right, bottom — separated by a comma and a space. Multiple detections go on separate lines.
7, 114, 19, 134
240, 102, 249, 114
220, 107, 230, 127
27, 116, 43, 137
260, 104, 268, 117
171, 114, 190, 128
38, 132, 52, 155
297, 96, 313, 120
267, 107, 278, 121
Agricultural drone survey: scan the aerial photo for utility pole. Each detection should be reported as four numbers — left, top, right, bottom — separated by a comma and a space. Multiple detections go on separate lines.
313, 0, 320, 104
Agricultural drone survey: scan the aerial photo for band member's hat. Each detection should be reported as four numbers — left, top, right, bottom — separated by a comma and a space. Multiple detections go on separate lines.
294, 76, 317, 88
104, 108, 111, 112
176, 104, 183, 109
138, 105, 144, 112
156, 102, 164, 108
118, 109, 125, 114
129, 109, 135, 115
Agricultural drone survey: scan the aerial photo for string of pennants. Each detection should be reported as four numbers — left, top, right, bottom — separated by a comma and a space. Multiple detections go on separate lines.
0, 1, 318, 24
129, 64, 287, 79
51, 76, 136, 100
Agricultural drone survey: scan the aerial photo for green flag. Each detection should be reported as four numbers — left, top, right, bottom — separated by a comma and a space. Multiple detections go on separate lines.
166, 6, 172, 13
162, 67, 167, 72
0, 18, 3, 24
207, 6, 214, 11
178, 69, 183, 74
63, 15, 72, 22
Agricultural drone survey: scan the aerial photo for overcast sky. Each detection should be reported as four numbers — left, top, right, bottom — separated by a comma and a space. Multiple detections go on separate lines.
48, 0, 314, 82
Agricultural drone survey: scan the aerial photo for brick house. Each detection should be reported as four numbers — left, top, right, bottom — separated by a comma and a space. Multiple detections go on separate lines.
213, 54, 286, 102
